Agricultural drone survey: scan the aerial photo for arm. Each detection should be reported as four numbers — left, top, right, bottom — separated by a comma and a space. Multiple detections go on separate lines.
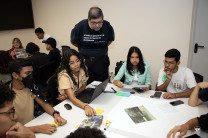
188, 82, 208, 106
167, 118, 198, 138
157, 78, 171, 91
6, 122, 35, 138
156, 69, 172, 91
74, 82, 87, 95
143, 64, 151, 90
65, 88, 96, 118
112, 62, 126, 88
35, 97, 67, 126
163, 87, 195, 99
27, 124, 57, 135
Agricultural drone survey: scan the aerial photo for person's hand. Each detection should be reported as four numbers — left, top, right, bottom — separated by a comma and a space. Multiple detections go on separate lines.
10, 51, 16, 59
164, 70, 173, 80
54, 114, 67, 126
57, 94, 67, 101
84, 105, 96, 119
163, 92, 176, 99
36, 124, 57, 134
167, 124, 189, 138
197, 82, 208, 89
6, 122, 35, 138
142, 85, 151, 91
114, 80, 124, 88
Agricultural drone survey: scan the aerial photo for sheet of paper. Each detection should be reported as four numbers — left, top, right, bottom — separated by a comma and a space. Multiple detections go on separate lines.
123, 84, 148, 89
96, 109, 104, 115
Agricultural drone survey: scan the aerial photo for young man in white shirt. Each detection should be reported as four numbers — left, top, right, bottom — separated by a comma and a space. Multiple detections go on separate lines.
35, 27, 62, 53
156, 49, 196, 99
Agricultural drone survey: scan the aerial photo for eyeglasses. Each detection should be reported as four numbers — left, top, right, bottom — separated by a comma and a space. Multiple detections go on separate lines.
69, 59, 81, 67
90, 21, 103, 25
0, 107, 15, 119
163, 60, 175, 65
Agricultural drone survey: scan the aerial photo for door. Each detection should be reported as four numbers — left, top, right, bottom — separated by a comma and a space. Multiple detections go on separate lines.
190, 0, 208, 81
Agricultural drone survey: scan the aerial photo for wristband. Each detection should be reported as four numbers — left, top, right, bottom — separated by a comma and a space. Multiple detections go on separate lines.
174, 93, 177, 98
52, 110, 60, 117
83, 104, 88, 110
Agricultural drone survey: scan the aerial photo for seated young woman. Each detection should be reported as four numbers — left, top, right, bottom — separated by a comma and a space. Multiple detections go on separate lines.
57, 49, 96, 117
9, 38, 24, 59
112, 46, 151, 91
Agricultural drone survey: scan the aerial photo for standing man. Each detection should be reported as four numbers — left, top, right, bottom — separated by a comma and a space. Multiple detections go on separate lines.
156, 49, 196, 99
71, 7, 115, 84
35, 27, 62, 53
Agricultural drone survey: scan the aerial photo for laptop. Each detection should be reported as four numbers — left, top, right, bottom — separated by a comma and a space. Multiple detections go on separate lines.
76, 77, 109, 104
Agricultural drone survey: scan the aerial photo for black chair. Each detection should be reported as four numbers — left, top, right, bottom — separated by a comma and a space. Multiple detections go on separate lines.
193, 72, 203, 83
34, 61, 57, 91
115, 61, 125, 83
61, 45, 70, 54
46, 74, 60, 106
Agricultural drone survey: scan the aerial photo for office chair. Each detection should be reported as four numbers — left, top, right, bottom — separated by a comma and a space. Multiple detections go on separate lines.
115, 61, 125, 83
46, 74, 60, 106
62, 45, 70, 54
34, 60, 57, 91
193, 72, 203, 83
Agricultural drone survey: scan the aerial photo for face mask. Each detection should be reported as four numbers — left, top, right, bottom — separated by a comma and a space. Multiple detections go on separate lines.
22, 74, 34, 88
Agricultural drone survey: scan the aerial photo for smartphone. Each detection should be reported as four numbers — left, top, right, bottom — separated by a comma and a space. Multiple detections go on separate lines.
153, 91, 162, 98
170, 100, 184, 106
64, 103, 72, 110
185, 134, 201, 138
132, 87, 145, 93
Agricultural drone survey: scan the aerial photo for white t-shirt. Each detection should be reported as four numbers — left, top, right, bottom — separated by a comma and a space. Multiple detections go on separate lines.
41, 34, 62, 54
157, 66, 196, 93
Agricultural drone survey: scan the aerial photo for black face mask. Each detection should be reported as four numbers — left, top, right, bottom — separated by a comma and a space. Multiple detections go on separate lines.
22, 74, 34, 88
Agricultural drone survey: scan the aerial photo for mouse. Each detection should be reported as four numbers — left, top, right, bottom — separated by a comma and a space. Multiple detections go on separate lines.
130, 91, 135, 94
64, 103, 72, 110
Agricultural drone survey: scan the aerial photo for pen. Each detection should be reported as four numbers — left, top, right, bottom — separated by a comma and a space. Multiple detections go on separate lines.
111, 87, 117, 93
103, 91, 116, 93
104, 120, 111, 130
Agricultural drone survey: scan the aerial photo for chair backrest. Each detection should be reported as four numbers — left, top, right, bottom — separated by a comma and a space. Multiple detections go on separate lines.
115, 61, 125, 82
46, 73, 59, 106
193, 72, 203, 83
61, 45, 70, 54
35, 61, 57, 90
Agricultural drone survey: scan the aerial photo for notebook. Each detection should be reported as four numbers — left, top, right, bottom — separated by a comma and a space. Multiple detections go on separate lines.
76, 77, 109, 104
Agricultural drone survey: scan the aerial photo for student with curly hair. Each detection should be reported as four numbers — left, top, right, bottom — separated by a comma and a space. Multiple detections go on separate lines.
66, 127, 106, 138
0, 50, 13, 83
112, 46, 151, 91
9, 38, 24, 59
57, 49, 96, 118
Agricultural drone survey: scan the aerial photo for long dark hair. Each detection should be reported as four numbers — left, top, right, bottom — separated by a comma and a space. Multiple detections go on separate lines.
127, 46, 145, 75
57, 49, 88, 86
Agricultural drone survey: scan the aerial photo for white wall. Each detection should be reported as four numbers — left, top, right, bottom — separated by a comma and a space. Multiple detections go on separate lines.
0, 0, 194, 89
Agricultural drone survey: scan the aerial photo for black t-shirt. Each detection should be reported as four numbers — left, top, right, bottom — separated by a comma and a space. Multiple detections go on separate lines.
71, 19, 115, 57
48, 48, 61, 68
198, 88, 208, 102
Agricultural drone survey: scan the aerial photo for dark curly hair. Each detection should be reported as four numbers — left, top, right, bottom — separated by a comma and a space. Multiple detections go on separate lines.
57, 49, 88, 86
9, 59, 32, 75
65, 127, 106, 138
26, 42, 40, 55
0, 50, 13, 74
127, 46, 145, 75
0, 82, 16, 108
165, 48, 181, 63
